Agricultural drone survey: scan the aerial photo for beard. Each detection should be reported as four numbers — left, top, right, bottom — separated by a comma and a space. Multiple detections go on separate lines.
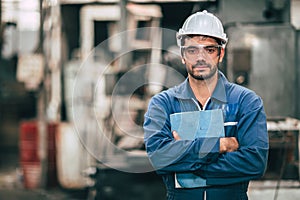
187, 61, 218, 80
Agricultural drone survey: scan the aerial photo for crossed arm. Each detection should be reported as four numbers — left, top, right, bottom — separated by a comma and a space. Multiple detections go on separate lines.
172, 130, 239, 153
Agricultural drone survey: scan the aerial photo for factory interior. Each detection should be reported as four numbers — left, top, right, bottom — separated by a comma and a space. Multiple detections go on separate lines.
0, 0, 300, 199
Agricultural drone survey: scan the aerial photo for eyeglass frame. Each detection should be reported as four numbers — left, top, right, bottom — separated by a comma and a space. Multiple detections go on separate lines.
180, 44, 222, 60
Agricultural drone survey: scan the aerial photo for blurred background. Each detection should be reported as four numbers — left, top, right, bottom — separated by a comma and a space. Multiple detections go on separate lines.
0, 0, 300, 199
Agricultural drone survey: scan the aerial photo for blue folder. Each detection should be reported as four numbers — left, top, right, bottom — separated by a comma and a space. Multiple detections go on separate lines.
170, 109, 225, 188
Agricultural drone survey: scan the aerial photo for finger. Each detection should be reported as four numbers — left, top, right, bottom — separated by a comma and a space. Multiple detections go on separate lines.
172, 131, 181, 140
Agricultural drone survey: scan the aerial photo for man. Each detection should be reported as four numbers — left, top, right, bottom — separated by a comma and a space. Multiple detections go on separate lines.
143, 10, 269, 200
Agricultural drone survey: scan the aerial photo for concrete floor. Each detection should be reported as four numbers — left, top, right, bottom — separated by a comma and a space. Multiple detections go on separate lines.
248, 180, 300, 200
0, 151, 88, 200
1, 151, 300, 200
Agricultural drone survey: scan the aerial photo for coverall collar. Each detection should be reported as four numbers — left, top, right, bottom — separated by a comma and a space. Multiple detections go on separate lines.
173, 70, 227, 103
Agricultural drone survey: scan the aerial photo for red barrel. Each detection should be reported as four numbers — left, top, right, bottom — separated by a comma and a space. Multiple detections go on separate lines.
19, 121, 40, 163
22, 162, 41, 189
19, 120, 40, 189
19, 121, 59, 188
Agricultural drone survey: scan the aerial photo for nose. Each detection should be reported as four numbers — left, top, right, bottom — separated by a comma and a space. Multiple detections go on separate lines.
195, 50, 207, 62
197, 48, 210, 59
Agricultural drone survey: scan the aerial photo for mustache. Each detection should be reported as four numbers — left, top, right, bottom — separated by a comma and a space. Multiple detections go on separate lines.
192, 61, 211, 68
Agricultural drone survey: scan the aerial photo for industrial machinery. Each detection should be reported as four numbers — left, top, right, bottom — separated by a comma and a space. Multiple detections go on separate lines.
4, 0, 298, 198
58, 0, 300, 199
61, 2, 170, 199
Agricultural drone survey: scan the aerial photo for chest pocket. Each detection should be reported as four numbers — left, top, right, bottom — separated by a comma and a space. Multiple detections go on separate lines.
222, 103, 239, 137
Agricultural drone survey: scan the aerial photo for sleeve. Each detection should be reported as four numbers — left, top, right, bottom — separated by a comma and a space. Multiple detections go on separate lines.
143, 93, 220, 174
197, 94, 269, 185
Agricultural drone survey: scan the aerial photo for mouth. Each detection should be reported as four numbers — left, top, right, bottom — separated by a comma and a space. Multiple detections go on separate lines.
192, 64, 210, 70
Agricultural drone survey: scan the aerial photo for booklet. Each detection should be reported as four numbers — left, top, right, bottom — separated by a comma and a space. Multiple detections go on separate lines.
170, 109, 225, 188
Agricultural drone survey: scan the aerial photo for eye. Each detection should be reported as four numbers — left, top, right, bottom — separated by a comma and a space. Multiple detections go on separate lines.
204, 46, 218, 54
185, 47, 198, 55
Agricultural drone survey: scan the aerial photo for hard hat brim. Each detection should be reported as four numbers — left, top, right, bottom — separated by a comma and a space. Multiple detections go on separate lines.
176, 31, 228, 47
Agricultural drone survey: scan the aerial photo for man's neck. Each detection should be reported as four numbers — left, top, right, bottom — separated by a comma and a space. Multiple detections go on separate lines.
188, 73, 218, 107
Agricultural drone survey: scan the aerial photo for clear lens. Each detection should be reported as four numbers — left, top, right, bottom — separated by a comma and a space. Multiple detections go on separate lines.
182, 44, 221, 60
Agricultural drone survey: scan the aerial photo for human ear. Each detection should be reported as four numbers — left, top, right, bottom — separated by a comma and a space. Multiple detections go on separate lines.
182, 58, 186, 64
219, 49, 225, 62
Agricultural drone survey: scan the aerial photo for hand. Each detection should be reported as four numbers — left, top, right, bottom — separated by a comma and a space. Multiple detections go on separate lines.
220, 137, 239, 153
172, 131, 181, 140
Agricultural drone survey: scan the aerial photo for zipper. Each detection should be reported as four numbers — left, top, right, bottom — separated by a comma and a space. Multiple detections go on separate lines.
191, 97, 211, 111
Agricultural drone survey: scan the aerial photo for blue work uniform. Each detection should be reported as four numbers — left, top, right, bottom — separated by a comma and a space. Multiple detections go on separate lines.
143, 71, 269, 200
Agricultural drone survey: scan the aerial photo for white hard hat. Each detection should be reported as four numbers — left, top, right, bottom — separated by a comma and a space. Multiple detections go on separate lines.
177, 10, 228, 47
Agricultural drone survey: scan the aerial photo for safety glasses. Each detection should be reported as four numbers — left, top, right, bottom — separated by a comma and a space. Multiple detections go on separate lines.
181, 44, 222, 60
